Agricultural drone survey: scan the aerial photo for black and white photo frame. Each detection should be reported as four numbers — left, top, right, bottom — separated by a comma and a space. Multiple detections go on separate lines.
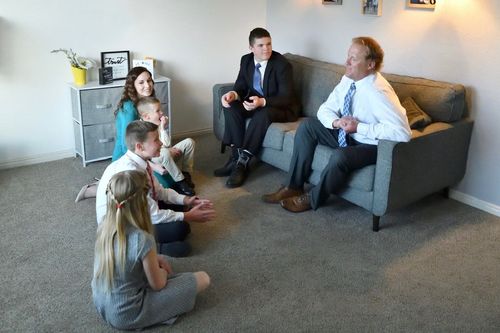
100, 51, 130, 80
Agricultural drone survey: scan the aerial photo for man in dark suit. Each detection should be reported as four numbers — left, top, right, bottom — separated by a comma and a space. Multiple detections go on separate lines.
214, 27, 299, 188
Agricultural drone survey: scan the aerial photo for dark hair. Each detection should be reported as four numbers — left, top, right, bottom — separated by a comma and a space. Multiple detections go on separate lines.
115, 67, 156, 116
125, 120, 158, 151
352, 37, 384, 71
249, 27, 271, 46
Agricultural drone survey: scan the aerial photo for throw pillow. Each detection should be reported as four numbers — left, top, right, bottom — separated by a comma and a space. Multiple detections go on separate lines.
402, 96, 432, 129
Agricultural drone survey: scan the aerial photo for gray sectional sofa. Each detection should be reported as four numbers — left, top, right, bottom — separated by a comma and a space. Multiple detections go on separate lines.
213, 53, 473, 231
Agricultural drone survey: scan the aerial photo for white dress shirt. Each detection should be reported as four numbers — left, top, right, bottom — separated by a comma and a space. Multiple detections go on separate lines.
317, 73, 412, 145
95, 150, 186, 225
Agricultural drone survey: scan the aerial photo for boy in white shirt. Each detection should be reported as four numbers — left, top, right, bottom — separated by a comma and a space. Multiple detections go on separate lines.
137, 96, 196, 196
95, 120, 215, 257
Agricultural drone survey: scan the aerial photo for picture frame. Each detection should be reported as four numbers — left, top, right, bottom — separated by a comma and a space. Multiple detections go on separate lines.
407, 0, 436, 9
322, 0, 342, 4
132, 59, 156, 80
100, 51, 130, 80
362, 0, 382, 16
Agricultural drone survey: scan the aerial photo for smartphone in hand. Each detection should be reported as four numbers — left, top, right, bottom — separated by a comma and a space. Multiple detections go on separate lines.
243, 90, 253, 102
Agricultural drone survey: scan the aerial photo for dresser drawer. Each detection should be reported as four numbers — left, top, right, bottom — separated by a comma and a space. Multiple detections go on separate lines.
155, 81, 169, 104
70, 76, 170, 166
83, 123, 116, 160
80, 87, 122, 125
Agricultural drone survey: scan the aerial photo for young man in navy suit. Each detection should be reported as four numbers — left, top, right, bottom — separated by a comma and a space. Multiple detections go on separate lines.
214, 27, 299, 188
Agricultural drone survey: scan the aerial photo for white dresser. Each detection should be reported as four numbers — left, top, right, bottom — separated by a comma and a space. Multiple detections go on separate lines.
69, 76, 171, 166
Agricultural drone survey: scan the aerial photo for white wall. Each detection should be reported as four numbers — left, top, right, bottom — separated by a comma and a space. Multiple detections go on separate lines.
267, 0, 500, 215
0, 0, 266, 167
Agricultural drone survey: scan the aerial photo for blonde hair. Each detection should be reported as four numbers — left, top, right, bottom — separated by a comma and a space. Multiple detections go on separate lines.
137, 96, 161, 118
94, 170, 153, 292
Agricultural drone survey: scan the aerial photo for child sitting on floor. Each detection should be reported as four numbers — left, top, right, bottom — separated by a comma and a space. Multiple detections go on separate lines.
137, 96, 196, 196
92, 170, 210, 330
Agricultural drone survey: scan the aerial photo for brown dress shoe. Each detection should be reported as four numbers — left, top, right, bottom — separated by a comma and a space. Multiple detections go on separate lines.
280, 193, 312, 213
262, 186, 304, 204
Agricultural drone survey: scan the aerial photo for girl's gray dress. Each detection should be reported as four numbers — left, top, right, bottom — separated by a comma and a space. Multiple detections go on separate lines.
91, 228, 197, 330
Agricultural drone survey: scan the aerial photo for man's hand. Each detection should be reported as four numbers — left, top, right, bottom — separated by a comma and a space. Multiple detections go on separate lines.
243, 96, 265, 111
183, 199, 216, 223
221, 91, 237, 108
168, 147, 182, 158
337, 116, 359, 134
184, 196, 214, 208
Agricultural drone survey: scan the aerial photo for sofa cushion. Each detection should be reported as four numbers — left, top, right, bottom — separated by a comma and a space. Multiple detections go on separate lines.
402, 96, 432, 129
411, 122, 453, 139
384, 73, 466, 123
262, 121, 301, 151
283, 130, 296, 155
262, 123, 295, 150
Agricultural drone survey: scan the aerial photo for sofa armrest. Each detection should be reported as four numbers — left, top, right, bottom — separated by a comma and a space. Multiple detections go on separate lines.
372, 118, 474, 216
213, 83, 233, 141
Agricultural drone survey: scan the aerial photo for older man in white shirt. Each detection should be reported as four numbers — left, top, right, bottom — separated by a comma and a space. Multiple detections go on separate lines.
263, 36, 411, 212
96, 121, 215, 257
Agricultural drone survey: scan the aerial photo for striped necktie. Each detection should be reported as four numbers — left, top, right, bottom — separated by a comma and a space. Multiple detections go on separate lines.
338, 82, 356, 147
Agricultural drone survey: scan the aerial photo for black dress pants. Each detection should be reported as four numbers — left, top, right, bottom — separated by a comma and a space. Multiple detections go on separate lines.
223, 101, 292, 156
153, 222, 190, 244
154, 200, 191, 243
286, 118, 378, 209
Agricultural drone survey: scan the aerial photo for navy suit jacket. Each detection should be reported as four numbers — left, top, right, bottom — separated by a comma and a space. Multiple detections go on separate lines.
232, 51, 299, 122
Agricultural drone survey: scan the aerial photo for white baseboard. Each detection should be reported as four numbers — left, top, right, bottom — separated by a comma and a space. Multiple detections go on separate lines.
172, 127, 213, 140
450, 189, 500, 217
0, 149, 75, 170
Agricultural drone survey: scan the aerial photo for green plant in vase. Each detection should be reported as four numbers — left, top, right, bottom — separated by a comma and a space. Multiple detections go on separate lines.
51, 48, 96, 85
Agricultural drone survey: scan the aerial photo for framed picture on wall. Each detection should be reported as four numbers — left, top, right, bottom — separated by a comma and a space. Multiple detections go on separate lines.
407, 0, 436, 9
100, 51, 130, 80
322, 0, 342, 4
361, 0, 382, 16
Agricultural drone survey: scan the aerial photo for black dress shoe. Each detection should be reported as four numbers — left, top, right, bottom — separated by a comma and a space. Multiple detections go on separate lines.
226, 163, 248, 188
173, 180, 195, 196
182, 171, 195, 188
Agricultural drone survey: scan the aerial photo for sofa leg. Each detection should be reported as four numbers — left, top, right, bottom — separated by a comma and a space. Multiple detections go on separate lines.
442, 187, 450, 198
220, 142, 226, 154
372, 215, 380, 232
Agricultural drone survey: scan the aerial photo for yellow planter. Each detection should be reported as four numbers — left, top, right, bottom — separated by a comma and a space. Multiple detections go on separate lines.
71, 66, 87, 86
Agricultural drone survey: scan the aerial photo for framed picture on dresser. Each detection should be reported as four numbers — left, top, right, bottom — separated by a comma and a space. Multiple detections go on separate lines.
100, 50, 130, 80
